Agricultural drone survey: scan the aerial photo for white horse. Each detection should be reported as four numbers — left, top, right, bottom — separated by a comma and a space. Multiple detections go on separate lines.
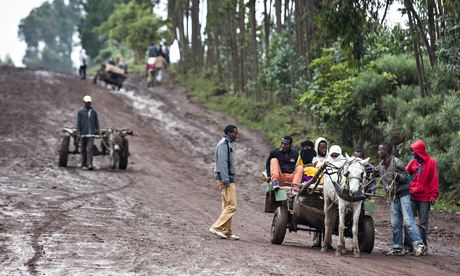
321, 154, 369, 257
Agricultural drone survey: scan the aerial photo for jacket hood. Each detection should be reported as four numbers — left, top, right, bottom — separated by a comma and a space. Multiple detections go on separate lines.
410, 139, 430, 160
314, 137, 328, 157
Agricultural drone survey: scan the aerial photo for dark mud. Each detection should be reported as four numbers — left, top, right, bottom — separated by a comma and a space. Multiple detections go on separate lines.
0, 66, 458, 275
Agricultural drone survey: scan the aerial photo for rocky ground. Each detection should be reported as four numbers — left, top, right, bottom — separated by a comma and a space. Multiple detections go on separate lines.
0, 66, 459, 275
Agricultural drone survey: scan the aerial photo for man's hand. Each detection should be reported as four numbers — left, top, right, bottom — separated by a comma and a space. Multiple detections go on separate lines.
223, 181, 230, 188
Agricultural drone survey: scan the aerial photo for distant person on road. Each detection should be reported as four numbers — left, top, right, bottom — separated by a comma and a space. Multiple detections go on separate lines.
108, 57, 116, 66
154, 55, 168, 84
79, 49, 88, 80
374, 142, 426, 256
209, 125, 240, 240
76, 95, 100, 171
147, 42, 160, 58
405, 139, 439, 253
161, 42, 170, 64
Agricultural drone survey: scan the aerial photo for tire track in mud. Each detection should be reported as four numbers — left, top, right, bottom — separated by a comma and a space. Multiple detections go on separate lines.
24, 177, 136, 274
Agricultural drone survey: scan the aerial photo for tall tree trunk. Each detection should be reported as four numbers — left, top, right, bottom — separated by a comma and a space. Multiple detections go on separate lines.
226, 2, 239, 92
407, 7, 426, 97
275, 0, 282, 32
205, 0, 217, 73
284, 0, 290, 24
249, 0, 261, 100
238, 0, 247, 94
427, 0, 437, 65
304, 0, 314, 81
177, 3, 188, 73
405, 0, 436, 67
191, 0, 202, 70
263, 0, 272, 61
437, 0, 445, 37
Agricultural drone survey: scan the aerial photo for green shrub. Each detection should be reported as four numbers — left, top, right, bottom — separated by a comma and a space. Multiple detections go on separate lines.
373, 54, 418, 86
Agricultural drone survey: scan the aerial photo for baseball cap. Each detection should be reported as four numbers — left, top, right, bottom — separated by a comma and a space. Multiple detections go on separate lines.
83, 95, 92, 102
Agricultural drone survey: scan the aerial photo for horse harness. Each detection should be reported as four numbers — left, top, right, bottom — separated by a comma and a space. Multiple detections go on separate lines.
323, 158, 367, 202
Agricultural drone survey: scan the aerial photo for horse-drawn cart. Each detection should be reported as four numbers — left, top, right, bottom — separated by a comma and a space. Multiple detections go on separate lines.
264, 164, 375, 253
93, 63, 127, 90
58, 127, 133, 169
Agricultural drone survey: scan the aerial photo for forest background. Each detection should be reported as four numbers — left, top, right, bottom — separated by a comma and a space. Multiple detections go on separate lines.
10, 0, 460, 209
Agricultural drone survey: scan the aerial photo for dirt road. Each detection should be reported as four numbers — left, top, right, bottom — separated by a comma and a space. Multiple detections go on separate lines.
0, 66, 459, 275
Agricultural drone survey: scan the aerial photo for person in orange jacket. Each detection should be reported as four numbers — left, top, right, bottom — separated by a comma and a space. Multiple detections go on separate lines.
405, 139, 439, 252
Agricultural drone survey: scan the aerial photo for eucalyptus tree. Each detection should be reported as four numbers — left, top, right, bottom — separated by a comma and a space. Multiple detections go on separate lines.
18, 0, 82, 72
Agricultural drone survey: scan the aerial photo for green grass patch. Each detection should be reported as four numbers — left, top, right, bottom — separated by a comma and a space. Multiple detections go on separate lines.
433, 197, 460, 213
174, 70, 318, 147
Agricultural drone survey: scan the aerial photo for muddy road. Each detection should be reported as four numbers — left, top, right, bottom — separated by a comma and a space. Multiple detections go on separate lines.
0, 66, 459, 275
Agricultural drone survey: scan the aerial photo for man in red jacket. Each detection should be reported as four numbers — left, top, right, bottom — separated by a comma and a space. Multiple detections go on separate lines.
405, 139, 439, 251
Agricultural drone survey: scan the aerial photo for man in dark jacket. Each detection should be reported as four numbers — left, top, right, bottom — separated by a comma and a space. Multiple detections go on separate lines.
77, 95, 100, 170
406, 139, 439, 251
375, 142, 426, 256
265, 136, 303, 193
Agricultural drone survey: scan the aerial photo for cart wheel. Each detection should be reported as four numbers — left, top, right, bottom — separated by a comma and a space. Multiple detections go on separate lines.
271, 205, 288, 245
264, 191, 277, 213
119, 139, 129, 170
58, 136, 70, 167
359, 215, 375, 253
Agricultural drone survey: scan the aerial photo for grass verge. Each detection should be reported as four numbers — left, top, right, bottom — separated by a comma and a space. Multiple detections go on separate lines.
174, 69, 317, 147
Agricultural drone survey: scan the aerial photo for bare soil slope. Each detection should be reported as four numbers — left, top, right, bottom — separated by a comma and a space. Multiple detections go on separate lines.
0, 66, 458, 275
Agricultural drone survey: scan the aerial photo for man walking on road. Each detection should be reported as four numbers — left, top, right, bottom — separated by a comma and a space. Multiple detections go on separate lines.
77, 95, 100, 170
79, 48, 88, 80
209, 125, 240, 240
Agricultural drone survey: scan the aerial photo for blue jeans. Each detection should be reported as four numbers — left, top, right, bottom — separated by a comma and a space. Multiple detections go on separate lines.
391, 195, 422, 249
412, 200, 431, 246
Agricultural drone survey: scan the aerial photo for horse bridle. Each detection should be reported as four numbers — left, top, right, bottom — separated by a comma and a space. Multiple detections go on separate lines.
325, 158, 366, 193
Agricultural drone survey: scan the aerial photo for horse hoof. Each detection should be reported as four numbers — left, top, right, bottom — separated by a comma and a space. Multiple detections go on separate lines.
321, 247, 327, 252
354, 253, 361, 258
341, 248, 347, 255
335, 251, 342, 257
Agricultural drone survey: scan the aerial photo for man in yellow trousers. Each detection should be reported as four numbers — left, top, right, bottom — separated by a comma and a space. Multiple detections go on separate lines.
209, 125, 240, 240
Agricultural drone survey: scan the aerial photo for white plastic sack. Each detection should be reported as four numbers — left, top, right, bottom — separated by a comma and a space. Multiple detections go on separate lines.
156, 70, 163, 82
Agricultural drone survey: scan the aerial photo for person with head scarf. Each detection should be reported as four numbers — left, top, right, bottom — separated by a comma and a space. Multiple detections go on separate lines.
296, 139, 317, 182
312, 137, 328, 166
326, 145, 347, 167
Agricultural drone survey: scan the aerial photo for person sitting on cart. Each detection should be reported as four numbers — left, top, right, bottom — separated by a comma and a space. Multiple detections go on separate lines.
310, 136, 328, 248
353, 148, 376, 193
313, 137, 328, 166
296, 139, 317, 183
265, 136, 303, 194
117, 56, 128, 74
76, 95, 100, 171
